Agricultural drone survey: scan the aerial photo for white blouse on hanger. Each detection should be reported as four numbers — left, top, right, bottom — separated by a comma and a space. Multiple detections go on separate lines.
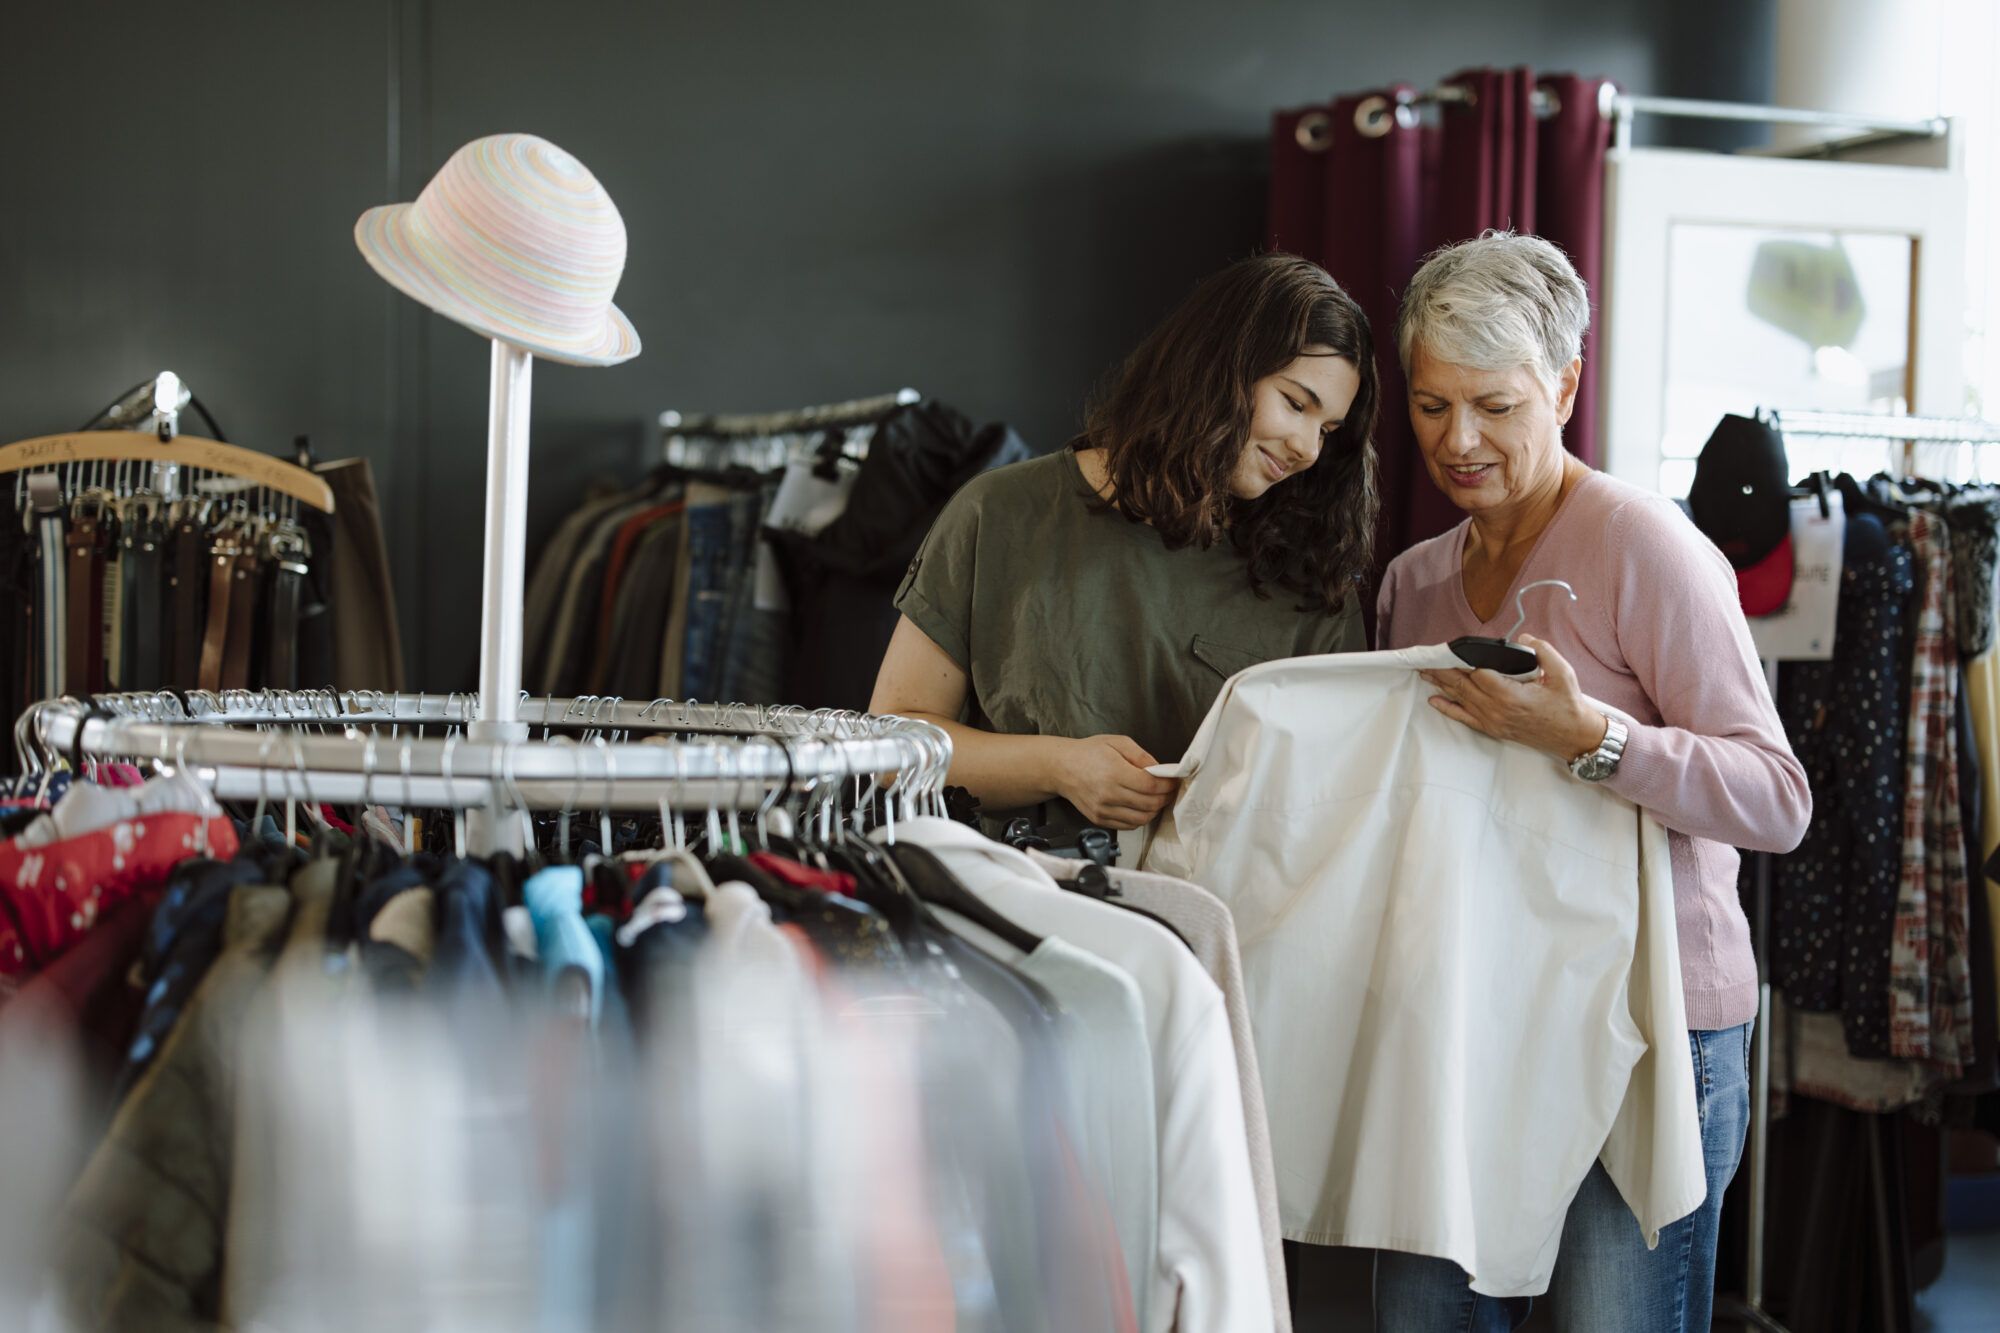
1137, 644, 1706, 1299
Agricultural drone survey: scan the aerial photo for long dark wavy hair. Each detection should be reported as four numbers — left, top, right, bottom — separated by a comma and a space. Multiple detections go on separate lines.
1083, 254, 1380, 610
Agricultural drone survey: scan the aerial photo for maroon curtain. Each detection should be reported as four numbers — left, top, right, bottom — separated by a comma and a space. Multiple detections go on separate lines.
1267, 68, 1612, 569
1536, 74, 1613, 469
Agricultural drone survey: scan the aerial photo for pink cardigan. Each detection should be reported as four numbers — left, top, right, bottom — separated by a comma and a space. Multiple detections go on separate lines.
1378, 470, 1811, 1030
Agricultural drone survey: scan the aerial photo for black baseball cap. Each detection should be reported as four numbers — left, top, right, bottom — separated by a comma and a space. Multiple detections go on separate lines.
1688, 415, 1794, 615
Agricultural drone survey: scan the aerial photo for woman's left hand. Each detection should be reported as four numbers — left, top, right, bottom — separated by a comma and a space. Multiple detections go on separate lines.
1418, 633, 1611, 761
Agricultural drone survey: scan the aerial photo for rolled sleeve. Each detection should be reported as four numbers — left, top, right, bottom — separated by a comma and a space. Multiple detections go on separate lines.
893, 494, 978, 669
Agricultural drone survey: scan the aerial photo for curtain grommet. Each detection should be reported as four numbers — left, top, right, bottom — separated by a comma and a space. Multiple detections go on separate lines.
1296, 109, 1334, 152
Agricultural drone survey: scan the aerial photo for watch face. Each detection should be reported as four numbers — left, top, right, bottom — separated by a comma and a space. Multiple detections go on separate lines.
1572, 753, 1610, 781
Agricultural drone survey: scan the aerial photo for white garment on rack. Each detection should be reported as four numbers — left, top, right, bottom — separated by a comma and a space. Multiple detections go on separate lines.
1137, 644, 1705, 1299
886, 817, 1274, 1333
14, 770, 220, 849
933, 907, 1160, 1333
754, 457, 859, 612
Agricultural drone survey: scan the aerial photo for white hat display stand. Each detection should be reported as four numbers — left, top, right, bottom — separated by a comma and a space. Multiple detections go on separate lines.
465, 342, 534, 853
354, 132, 641, 855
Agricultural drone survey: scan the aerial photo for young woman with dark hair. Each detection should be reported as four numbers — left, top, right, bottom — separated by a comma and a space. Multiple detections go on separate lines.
871, 254, 1381, 838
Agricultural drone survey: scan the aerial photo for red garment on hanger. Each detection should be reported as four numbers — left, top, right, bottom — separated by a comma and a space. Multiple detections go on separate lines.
0, 812, 239, 975
749, 851, 859, 898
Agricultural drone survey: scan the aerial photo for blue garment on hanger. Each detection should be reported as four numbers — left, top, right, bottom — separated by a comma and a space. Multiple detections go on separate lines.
113, 853, 268, 1105
585, 914, 632, 1039
425, 858, 504, 1000
524, 865, 604, 1026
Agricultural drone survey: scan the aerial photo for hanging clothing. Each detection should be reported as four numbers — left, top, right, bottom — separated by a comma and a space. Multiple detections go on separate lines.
1967, 647, 2000, 1038
932, 906, 1161, 1333
1767, 512, 1914, 1058
770, 398, 1030, 711
524, 865, 604, 1025
1891, 511, 1975, 1073
1030, 851, 1292, 1333
316, 456, 403, 692
521, 397, 1028, 710
54, 881, 293, 1332
896, 444, 1361, 845
0, 797, 241, 976
887, 816, 1274, 1333
1137, 645, 1705, 1299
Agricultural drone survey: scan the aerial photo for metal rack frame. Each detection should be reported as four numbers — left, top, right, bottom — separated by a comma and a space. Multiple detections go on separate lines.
1338, 83, 1946, 158
22, 694, 950, 816
658, 388, 920, 440
1763, 409, 2000, 479
65, 688, 895, 740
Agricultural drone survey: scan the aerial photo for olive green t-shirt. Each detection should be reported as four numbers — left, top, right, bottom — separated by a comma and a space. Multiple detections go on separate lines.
894, 445, 1363, 841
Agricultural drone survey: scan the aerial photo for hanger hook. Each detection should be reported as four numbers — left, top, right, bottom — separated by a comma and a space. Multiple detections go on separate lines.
1504, 579, 1578, 644
596, 735, 616, 853
441, 732, 468, 858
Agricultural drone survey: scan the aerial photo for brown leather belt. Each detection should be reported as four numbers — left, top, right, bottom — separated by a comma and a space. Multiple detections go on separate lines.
268, 551, 307, 689
197, 531, 238, 693
168, 513, 204, 689
63, 510, 101, 697
101, 538, 123, 691
121, 507, 165, 691
220, 546, 260, 690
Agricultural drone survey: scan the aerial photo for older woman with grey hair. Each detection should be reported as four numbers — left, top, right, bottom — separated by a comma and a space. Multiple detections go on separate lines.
1370, 232, 1810, 1332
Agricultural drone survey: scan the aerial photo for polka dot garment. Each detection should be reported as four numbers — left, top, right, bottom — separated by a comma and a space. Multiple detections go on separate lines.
1768, 511, 1914, 1058
0, 812, 239, 974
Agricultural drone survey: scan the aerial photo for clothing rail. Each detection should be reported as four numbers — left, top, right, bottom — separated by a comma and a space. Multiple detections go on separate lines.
657, 388, 920, 439
1760, 409, 2000, 479
1759, 409, 2000, 446
23, 698, 949, 814
1609, 94, 1947, 153
64, 689, 892, 740
1344, 83, 1944, 151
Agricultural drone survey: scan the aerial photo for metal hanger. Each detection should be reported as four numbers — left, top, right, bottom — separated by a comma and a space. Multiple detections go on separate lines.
1448, 579, 1578, 674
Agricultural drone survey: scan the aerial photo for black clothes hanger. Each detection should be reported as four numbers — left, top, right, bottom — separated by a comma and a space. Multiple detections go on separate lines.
1449, 579, 1576, 675
1794, 471, 1834, 520
1839, 472, 1908, 522
887, 841, 1044, 956
324, 834, 394, 959
813, 835, 931, 945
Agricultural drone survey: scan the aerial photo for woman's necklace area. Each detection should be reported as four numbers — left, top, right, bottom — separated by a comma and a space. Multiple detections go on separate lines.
1463, 461, 1584, 618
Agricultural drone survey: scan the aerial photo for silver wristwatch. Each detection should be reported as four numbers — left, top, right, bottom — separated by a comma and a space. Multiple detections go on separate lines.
1568, 716, 1627, 782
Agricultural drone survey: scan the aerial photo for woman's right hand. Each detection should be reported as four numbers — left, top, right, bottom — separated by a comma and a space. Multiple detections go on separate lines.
1053, 734, 1180, 831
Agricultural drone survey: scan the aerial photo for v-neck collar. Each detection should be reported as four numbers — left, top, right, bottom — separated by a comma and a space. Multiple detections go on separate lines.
1451, 470, 1600, 630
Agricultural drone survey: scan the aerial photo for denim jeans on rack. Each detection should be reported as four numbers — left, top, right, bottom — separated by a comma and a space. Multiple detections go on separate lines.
677, 497, 737, 703
703, 490, 761, 701
717, 483, 787, 704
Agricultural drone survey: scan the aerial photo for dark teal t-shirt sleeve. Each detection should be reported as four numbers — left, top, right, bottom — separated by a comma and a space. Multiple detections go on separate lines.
893, 487, 980, 669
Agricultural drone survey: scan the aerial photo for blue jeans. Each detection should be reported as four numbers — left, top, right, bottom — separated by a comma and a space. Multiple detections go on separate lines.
1373, 1021, 1753, 1333
678, 501, 735, 701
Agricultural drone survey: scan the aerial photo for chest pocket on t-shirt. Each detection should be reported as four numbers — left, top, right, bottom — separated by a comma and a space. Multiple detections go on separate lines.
1190, 635, 1274, 682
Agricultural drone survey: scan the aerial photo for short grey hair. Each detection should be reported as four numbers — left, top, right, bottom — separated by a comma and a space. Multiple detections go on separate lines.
1395, 231, 1591, 396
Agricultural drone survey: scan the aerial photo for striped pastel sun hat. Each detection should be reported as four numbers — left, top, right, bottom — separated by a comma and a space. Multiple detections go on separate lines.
355, 133, 640, 367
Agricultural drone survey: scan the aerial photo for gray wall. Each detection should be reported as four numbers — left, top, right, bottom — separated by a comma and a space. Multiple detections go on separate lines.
2, 0, 1774, 688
